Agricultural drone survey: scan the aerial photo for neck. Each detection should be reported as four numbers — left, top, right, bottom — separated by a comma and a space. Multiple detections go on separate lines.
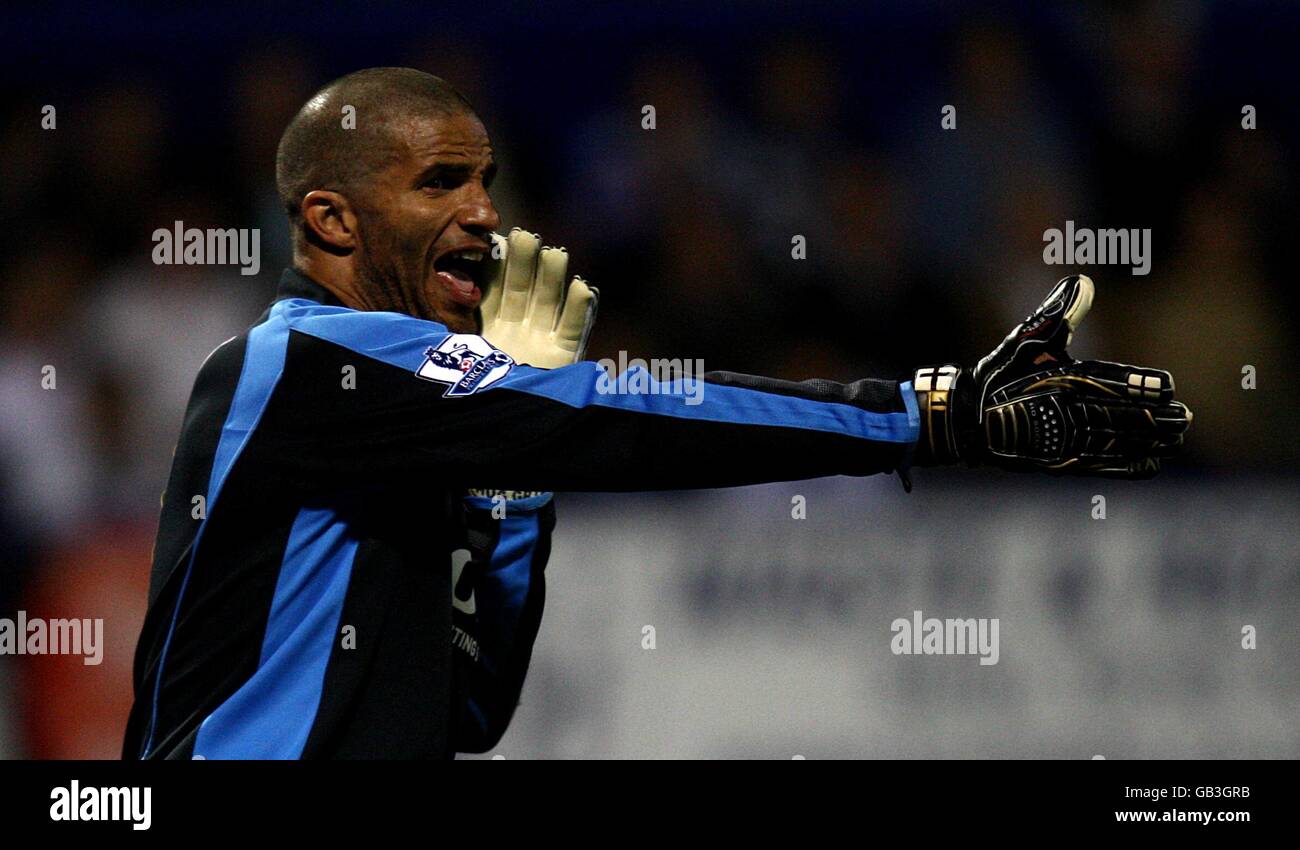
295, 253, 372, 312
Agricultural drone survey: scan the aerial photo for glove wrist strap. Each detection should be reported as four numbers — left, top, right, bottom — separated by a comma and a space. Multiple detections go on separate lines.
912, 365, 966, 466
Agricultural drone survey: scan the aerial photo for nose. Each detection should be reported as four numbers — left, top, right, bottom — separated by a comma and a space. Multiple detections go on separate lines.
459, 180, 500, 235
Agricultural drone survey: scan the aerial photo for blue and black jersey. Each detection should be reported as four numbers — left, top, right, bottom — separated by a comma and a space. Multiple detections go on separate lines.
123, 268, 919, 760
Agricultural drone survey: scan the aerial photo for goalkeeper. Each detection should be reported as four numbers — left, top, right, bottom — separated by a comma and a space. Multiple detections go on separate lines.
123, 68, 1190, 760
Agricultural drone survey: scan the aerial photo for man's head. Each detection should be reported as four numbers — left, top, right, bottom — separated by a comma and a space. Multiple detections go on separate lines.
276, 68, 499, 331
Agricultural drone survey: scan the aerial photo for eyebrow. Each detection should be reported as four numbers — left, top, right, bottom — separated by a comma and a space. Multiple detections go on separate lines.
413, 159, 498, 188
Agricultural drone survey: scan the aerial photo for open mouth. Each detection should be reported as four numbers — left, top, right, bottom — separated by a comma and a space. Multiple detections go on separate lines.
432, 247, 486, 307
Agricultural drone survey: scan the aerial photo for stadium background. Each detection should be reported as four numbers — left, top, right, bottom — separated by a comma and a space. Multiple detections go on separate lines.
0, 1, 1295, 758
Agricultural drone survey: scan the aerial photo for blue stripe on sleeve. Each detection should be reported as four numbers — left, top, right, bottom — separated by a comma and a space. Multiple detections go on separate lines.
277, 299, 918, 444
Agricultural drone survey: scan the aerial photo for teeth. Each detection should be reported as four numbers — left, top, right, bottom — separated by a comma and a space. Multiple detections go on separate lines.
449, 250, 483, 262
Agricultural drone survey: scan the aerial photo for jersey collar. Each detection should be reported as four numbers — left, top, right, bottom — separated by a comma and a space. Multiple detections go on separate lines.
276, 267, 348, 308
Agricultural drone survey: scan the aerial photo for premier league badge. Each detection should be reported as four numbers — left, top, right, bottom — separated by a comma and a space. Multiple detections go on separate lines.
415, 334, 515, 397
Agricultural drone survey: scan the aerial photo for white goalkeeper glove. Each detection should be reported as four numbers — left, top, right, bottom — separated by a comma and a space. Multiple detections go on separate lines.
478, 228, 599, 368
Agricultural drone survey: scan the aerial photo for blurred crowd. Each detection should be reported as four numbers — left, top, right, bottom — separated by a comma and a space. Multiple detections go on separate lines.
0, 2, 1296, 756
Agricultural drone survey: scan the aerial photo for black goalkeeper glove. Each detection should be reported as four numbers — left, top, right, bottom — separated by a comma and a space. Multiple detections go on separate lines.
911, 274, 1192, 479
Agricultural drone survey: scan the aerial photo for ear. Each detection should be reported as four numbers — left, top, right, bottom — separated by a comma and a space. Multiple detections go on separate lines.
301, 190, 359, 251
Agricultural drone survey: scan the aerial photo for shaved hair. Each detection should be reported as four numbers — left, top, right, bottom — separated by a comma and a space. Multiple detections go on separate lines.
275, 67, 476, 225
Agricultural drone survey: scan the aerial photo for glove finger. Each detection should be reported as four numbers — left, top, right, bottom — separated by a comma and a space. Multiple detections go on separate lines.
1061, 361, 1176, 404
526, 246, 568, 330
1047, 453, 1161, 478
1075, 401, 1189, 457
1091, 429, 1176, 460
500, 229, 541, 323
556, 277, 598, 358
478, 232, 509, 324
1149, 401, 1192, 456
1059, 273, 1093, 345
1090, 400, 1190, 438
1084, 457, 1162, 479
1038, 455, 1153, 478
1027, 274, 1093, 354
973, 275, 1094, 401
1156, 400, 1193, 434
1075, 403, 1162, 450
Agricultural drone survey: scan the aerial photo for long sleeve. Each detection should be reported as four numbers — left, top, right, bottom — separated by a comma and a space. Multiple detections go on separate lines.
239, 297, 921, 495
450, 491, 553, 753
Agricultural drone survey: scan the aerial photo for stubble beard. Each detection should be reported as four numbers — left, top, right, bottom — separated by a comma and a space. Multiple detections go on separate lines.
354, 227, 477, 333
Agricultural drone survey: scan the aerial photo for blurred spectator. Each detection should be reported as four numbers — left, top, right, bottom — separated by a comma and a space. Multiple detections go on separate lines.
17, 518, 152, 759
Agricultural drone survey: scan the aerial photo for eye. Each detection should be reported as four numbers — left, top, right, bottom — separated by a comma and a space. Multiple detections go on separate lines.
422, 172, 468, 192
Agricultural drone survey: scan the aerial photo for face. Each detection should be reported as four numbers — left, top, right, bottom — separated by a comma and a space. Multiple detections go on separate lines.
352, 110, 500, 332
